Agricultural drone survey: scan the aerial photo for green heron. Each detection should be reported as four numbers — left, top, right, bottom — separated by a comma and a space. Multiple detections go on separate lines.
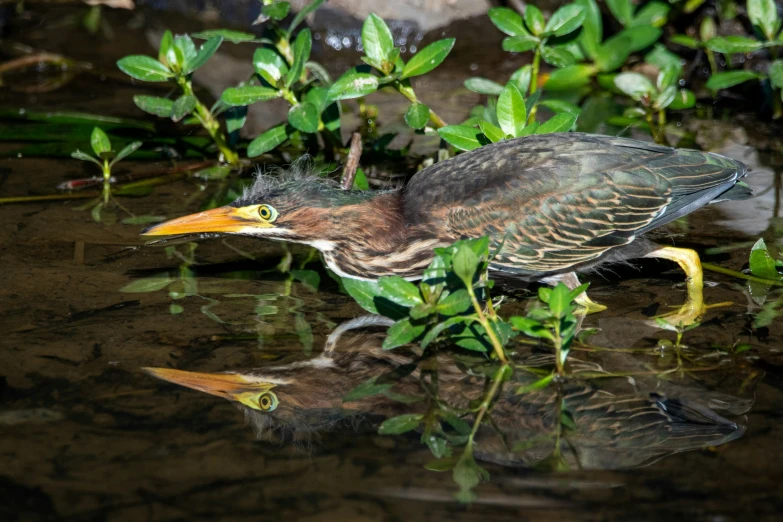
143, 330, 746, 468
144, 133, 751, 324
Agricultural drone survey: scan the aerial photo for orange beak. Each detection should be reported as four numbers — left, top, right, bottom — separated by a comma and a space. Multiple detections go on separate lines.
141, 206, 272, 236
142, 367, 276, 403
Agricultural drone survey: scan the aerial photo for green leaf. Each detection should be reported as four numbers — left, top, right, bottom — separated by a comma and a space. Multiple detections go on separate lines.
158, 30, 176, 67
194, 165, 232, 180
342, 166, 365, 191
286, 29, 312, 88
536, 112, 577, 134
133, 95, 173, 117
700, 17, 717, 41
262, 1, 291, 20
517, 121, 540, 136
247, 123, 288, 157
502, 34, 539, 53
706, 36, 764, 54
653, 85, 677, 110
191, 29, 258, 43
747, 0, 781, 41
770, 60, 783, 89
631, 2, 670, 28
464, 77, 505, 95
220, 86, 281, 106
657, 66, 679, 91
70, 150, 101, 166
383, 318, 426, 349
510, 316, 555, 340
171, 95, 197, 122
543, 4, 586, 37
120, 277, 173, 293
437, 289, 472, 316
289, 0, 325, 33
497, 82, 526, 137
488, 7, 528, 37
706, 70, 762, 90
544, 64, 596, 90
379, 276, 423, 307
667, 89, 696, 110
606, 0, 633, 27
174, 35, 197, 64
614, 72, 656, 100
287, 102, 319, 133
424, 436, 451, 459
90, 127, 111, 156
541, 46, 576, 67
363, 14, 394, 65
540, 99, 581, 114
621, 26, 662, 53
378, 414, 423, 434
401, 38, 455, 79
117, 55, 173, 82
343, 376, 394, 402
453, 452, 488, 503
425, 458, 457, 472
302, 86, 328, 113
548, 283, 572, 318
452, 243, 478, 286
524, 5, 546, 36
253, 48, 289, 86
342, 278, 383, 314
327, 70, 379, 100
575, 0, 602, 59
405, 102, 430, 129
111, 141, 142, 166
750, 238, 781, 279
225, 106, 248, 134
437, 125, 488, 151
516, 373, 555, 394
510, 65, 532, 92
594, 33, 633, 72
183, 36, 223, 75
478, 121, 505, 142
670, 34, 700, 49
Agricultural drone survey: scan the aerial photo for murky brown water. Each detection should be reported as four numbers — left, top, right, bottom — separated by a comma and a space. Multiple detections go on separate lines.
2, 5, 783, 522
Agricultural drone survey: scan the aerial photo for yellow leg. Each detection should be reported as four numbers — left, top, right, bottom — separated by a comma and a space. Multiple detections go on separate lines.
643, 246, 705, 326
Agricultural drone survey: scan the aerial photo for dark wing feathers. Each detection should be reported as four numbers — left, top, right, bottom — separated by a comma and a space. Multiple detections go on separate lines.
404, 133, 748, 275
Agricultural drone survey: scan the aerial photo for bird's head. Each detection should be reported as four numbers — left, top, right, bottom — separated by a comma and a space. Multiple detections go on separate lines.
142, 166, 390, 248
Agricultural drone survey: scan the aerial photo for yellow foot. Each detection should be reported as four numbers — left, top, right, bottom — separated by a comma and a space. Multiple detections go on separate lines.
575, 292, 608, 314
643, 246, 706, 328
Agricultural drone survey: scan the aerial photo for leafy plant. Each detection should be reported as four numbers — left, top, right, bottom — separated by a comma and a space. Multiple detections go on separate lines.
117, 32, 239, 165
71, 126, 142, 220
702, 0, 783, 117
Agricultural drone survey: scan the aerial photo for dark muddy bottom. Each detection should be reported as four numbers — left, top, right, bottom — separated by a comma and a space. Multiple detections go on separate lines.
2, 4, 783, 522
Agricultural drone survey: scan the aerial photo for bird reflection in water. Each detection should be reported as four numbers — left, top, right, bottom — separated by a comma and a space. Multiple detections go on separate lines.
144, 320, 750, 473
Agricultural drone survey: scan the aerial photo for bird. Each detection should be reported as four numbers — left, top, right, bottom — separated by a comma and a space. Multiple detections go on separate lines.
143, 330, 747, 469
143, 132, 751, 325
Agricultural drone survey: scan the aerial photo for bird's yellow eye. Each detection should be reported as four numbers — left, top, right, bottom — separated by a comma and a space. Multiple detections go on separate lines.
257, 391, 278, 411
257, 204, 278, 222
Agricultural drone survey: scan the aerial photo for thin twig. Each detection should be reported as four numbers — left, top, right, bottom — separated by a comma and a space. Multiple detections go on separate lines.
340, 132, 363, 191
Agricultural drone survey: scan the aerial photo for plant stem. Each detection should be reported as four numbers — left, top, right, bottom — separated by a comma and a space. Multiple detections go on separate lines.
176, 77, 240, 166
527, 46, 542, 123
467, 363, 509, 447
466, 285, 507, 364
645, 109, 661, 143
702, 262, 783, 287
552, 320, 564, 375
657, 109, 667, 144
391, 81, 448, 129
102, 158, 111, 204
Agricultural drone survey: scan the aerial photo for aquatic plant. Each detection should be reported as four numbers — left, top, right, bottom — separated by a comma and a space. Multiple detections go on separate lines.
70, 126, 141, 220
